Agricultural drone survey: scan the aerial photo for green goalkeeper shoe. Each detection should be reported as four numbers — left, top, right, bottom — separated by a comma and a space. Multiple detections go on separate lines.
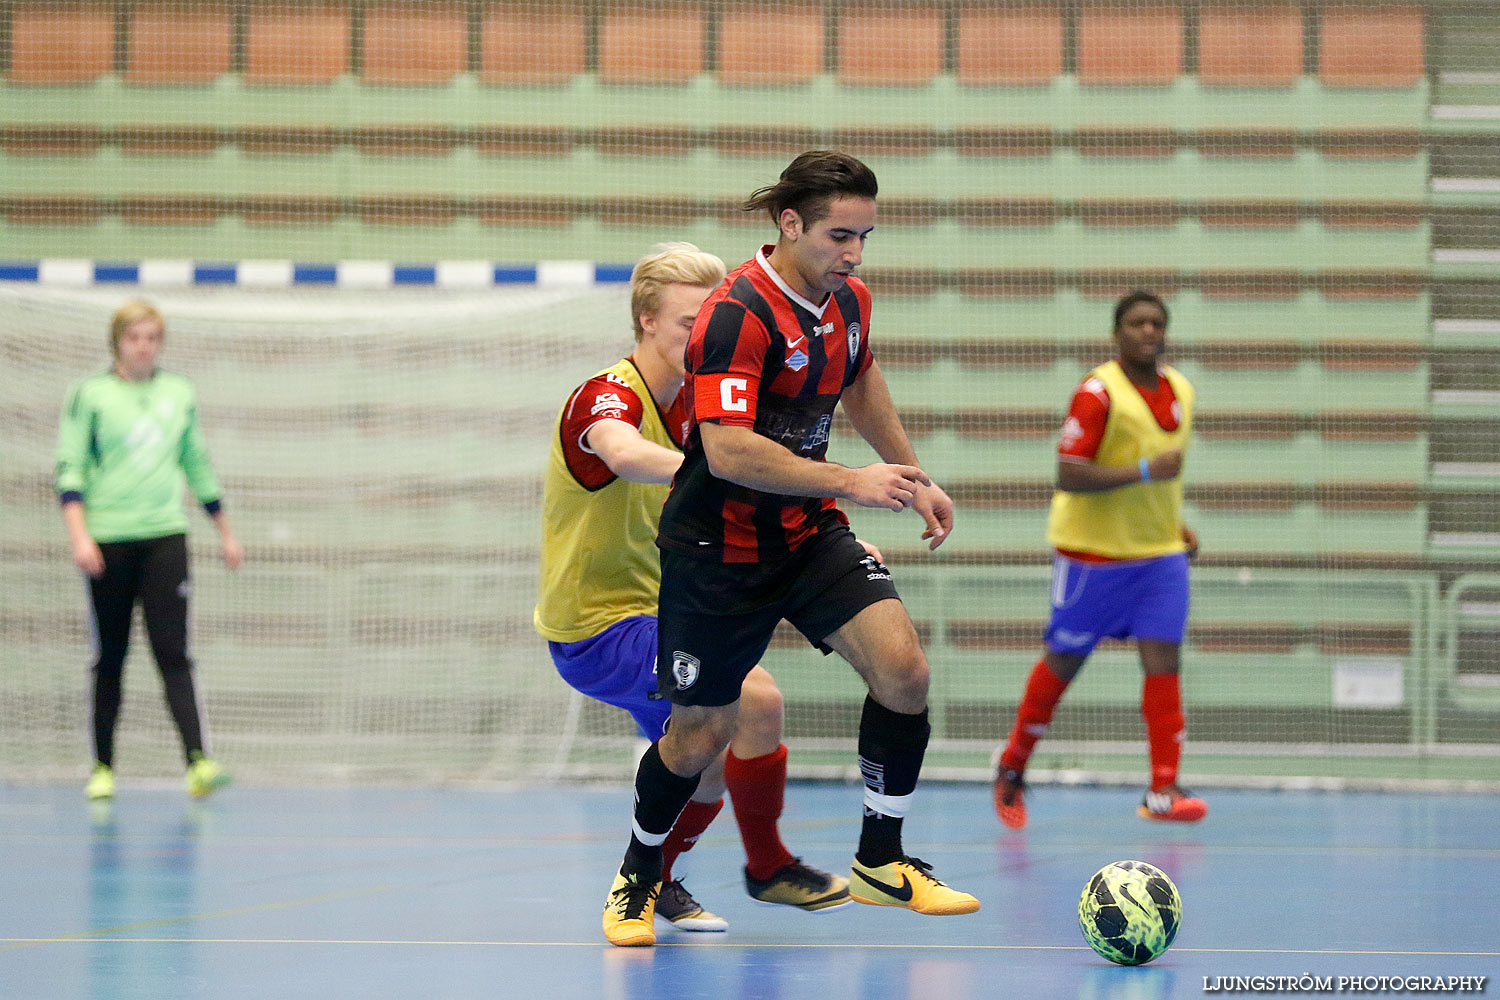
85, 763, 115, 800
186, 754, 231, 798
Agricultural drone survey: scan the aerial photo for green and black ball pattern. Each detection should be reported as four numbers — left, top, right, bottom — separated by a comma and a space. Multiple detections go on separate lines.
1077, 860, 1181, 966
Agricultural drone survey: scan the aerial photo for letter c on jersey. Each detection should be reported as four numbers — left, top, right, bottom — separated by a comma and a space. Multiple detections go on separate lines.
720, 377, 750, 413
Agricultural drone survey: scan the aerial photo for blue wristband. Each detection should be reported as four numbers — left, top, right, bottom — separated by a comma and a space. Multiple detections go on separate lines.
1139, 457, 1151, 483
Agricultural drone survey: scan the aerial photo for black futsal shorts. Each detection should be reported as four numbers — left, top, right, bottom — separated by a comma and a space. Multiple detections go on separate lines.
655, 522, 901, 708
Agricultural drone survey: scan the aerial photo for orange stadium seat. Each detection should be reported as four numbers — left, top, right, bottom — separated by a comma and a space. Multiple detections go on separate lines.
718, 2, 824, 85
362, 1, 467, 85
1198, 4, 1303, 87
598, 2, 705, 84
125, 2, 232, 84
1077, 4, 1182, 86
8, 2, 115, 83
244, 2, 351, 85
956, 5, 1064, 86
1319, 5, 1424, 87
479, 2, 587, 84
837, 3, 944, 86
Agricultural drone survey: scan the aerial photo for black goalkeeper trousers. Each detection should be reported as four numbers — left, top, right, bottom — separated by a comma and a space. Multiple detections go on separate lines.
87, 532, 206, 768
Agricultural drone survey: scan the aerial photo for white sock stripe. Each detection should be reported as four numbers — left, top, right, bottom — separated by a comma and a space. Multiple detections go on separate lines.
863, 789, 915, 818
631, 819, 670, 847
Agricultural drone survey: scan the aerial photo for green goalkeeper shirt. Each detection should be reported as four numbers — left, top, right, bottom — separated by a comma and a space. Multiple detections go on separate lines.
55, 368, 224, 543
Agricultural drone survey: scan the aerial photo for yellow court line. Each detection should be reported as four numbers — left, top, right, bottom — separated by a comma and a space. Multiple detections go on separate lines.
0, 883, 400, 953
3, 938, 1496, 957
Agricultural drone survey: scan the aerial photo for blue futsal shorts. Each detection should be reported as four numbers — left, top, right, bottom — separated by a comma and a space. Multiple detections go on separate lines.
1043, 552, 1190, 657
547, 615, 669, 740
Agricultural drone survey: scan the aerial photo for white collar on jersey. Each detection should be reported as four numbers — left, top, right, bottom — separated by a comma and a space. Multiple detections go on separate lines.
755, 246, 832, 319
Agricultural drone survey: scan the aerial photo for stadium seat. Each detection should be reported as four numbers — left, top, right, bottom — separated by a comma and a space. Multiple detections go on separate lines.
718, 2, 824, 86
1077, 5, 1182, 86
1319, 6, 1425, 87
7, 2, 115, 83
479, 2, 587, 85
836, 3, 944, 86
597, 2, 705, 84
956, 5, 1064, 86
244, 2, 351, 85
1198, 4, 1303, 87
125, 2, 233, 85
361, 1, 467, 85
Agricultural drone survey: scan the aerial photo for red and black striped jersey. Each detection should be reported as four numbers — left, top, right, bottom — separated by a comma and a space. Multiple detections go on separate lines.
659, 245, 875, 564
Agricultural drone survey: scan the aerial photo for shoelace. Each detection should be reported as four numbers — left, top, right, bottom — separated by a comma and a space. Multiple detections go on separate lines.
658, 880, 696, 912
901, 856, 950, 887
610, 878, 659, 920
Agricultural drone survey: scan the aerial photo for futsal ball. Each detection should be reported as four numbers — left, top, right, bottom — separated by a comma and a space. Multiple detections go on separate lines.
1077, 860, 1181, 966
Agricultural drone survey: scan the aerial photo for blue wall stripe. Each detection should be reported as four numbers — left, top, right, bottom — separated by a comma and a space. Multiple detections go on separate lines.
93, 264, 140, 283
0, 261, 635, 287
392, 265, 437, 285
293, 265, 339, 284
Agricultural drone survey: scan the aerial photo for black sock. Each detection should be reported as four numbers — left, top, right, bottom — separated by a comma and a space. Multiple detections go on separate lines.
620, 741, 700, 880
855, 695, 930, 867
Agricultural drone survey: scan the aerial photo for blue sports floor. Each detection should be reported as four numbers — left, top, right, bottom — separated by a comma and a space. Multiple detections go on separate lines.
1, 781, 1495, 1000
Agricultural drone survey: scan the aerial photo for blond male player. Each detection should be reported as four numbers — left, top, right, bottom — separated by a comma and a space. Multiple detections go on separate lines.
536, 243, 848, 935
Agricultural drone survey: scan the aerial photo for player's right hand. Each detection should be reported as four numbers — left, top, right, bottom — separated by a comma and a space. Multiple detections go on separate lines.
848, 463, 931, 512
72, 538, 104, 577
1147, 449, 1184, 482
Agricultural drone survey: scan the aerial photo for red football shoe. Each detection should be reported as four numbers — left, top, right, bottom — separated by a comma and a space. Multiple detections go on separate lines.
1138, 784, 1208, 823
993, 768, 1027, 830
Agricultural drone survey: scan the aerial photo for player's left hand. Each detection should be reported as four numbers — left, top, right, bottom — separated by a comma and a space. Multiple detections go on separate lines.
222, 534, 244, 570
913, 480, 954, 551
856, 538, 885, 565
1181, 525, 1199, 560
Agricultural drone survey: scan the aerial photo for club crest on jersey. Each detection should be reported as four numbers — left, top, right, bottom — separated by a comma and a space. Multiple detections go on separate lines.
670, 651, 700, 690
847, 321, 861, 360
786, 348, 810, 372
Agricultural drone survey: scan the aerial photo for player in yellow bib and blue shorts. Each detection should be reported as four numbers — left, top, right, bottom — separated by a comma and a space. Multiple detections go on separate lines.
535, 243, 850, 941
992, 291, 1208, 830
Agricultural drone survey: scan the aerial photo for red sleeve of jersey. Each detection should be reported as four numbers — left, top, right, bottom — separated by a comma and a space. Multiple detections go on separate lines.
559, 374, 645, 488
1058, 376, 1111, 461
690, 299, 769, 428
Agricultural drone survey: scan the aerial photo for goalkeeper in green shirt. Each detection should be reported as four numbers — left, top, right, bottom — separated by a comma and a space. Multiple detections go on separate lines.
55, 300, 242, 800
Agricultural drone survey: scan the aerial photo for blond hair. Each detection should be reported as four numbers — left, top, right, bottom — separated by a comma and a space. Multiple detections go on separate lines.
630, 242, 726, 342
109, 299, 165, 356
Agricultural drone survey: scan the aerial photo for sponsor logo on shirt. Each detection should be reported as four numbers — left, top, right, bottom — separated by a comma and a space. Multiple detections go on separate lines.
1060, 415, 1085, 450
799, 413, 831, 452
786, 349, 810, 372
590, 392, 627, 418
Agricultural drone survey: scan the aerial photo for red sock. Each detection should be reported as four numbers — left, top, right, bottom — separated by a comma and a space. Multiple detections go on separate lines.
724, 743, 796, 882
1142, 673, 1185, 790
660, 798, 723, 883
1000, 659, 1069, 773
